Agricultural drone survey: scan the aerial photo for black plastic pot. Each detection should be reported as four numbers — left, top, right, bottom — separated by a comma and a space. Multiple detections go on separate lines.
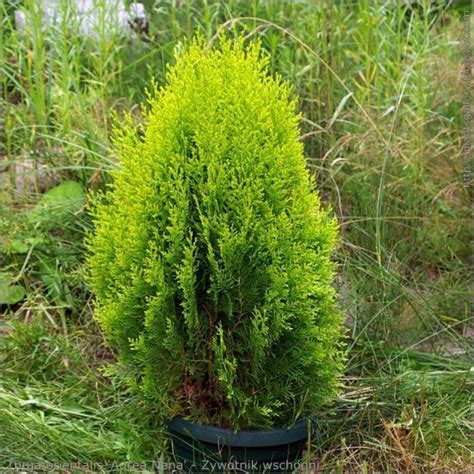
166, 416, 313, 472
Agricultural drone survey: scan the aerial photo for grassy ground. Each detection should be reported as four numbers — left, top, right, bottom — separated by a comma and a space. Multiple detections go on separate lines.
1, 0, 472, 472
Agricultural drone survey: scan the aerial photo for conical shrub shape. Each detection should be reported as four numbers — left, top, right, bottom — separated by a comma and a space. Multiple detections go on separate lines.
88, 38, 344, 430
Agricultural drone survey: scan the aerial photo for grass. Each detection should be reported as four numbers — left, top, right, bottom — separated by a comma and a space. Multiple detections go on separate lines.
1, 0, 472, 472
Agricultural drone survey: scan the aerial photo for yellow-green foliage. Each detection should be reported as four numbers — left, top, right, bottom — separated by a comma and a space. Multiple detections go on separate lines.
87, 38, 344, 430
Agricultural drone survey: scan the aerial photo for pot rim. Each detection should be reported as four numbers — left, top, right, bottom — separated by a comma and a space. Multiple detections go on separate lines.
166, 416, 312, 447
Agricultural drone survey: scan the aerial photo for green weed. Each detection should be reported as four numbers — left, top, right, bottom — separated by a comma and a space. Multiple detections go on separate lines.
1, 0, 471, 471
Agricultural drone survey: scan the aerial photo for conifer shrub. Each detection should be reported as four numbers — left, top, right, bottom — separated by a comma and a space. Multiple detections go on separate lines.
87, 38, 345, 430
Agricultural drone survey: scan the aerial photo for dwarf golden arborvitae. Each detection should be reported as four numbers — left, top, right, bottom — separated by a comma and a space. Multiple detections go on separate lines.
88, 38, 344, 430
